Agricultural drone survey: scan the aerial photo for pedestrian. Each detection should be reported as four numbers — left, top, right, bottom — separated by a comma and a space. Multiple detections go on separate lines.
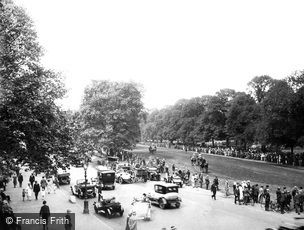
125, 211, 137, 230
258, 186, 264, 203
12, 173, 17, 188
199, 173, 204, 188
225, 180, 229, 196
33, 181, 40, 200
39, 200, 50, 230
205, 175, 210, 190
29, 173, 35, 188
234, 184, 240, 205
41, 188, 46, 200
294, 191, 301, 215
265, 189, 270, 211
211, 183, 217, 200
65, 209, 73, 230
18, 173, 23, 188
213, 176, 219, 191
26, 183, 32, 201
40, 176, 48, 190
22, 188, 26, 201
172, 164, 175, 172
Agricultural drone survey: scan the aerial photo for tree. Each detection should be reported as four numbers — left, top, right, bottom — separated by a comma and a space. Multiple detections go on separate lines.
0, 0, 73, 171
80, 80, 144, 155
226, 93, 258, 149
247, 75, 273, 103
260, 80, 297, 153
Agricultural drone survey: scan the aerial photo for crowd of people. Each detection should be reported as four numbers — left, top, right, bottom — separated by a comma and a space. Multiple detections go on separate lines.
143, 142, 304, 166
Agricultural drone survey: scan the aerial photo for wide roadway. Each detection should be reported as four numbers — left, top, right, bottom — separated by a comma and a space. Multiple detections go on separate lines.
60, 164, 302, 230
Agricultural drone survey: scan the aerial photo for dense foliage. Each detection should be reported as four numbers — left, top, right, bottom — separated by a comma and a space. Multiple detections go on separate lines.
0, 0, 73, 171
141, 75, 304, 153
78, 80, 144, 155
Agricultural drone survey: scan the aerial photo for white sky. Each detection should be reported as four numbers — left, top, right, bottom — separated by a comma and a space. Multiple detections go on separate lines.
15, 0, 304, 110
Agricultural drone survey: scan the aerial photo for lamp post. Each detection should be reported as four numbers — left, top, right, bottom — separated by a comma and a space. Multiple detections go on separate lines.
83, 160, 89, 214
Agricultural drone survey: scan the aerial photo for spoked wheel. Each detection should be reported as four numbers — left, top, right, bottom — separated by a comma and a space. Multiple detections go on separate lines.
159, 198, 166, 209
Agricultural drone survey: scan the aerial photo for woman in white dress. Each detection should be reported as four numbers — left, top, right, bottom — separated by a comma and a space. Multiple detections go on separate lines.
26, 183, 32, 201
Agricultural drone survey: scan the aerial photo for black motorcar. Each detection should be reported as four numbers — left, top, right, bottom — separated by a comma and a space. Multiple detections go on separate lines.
57, 172, 70, 185
97, 168, 116, 190
71, 179, 96, 198
93, 197, 124, 218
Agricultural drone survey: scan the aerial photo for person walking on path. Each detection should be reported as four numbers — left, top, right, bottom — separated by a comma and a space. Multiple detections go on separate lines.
22, 188, 26, 201
33, 181, 40, 200
265, 189, 271, 211
26, 183, 32, 201
39, 200, 50, 230
65, 209, 73, 230
213, 176, 219, 191
225, 180, 229, 197
18, 173, 23, 188
29, 173, 35, 188
125, 212, 137, 230
211, 183, 217, 200
205, 175, 210, 190
12, 173, 17, 188
40, 177, 48, 190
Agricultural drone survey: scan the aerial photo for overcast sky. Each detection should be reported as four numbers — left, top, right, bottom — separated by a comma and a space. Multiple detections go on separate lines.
15, 0, 304, 110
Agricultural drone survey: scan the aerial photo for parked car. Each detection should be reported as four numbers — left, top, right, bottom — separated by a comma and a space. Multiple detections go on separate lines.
147, 167, 161, 181
132, 168, 148, 182
57, 172, 70, 185
170, 175, 183, 188
93, 197, 124, 218
97, 169, 116, 190
70, 179, 96, 198
147, 183, 182, 209
115, 169, 133, 184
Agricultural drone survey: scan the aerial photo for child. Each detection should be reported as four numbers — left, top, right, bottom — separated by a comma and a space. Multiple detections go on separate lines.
41, 188, 46, 200
22, 189, 26, 201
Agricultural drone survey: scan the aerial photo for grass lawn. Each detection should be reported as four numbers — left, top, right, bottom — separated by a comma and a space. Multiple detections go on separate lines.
134, 144, 304, 192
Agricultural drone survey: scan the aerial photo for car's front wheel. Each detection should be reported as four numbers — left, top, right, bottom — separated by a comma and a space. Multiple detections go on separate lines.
159, 198, 166, 209
175, 202, 181, 208
119, 177, 123, 184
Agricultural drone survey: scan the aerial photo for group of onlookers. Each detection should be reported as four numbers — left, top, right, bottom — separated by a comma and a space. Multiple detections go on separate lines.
231, 180, 304, 215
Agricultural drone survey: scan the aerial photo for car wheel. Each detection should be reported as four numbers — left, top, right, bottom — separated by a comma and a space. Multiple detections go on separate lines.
106, 210, 112, 219
112, 186, 115, 190
119, 177, 123, 184
70, 187, 74, 195
175, 202, 181, 208
180, 183, 182, 188
94, 207, 98, 214
159, 198, 166, 209
119, 211, 123, 217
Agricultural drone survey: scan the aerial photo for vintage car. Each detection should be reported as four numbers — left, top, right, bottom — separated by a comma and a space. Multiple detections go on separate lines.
70, 179, 96, 198
115, 169, 133, 184
147, 183, 182, 209
132, 168, 148, 183
147, 167, 161, 181
97, 169, 116, 190
93, 197, 124, 218
57, 172, 70, 185
56, 168, 70, 185
130, 197, 152, 221
170, 175, 183, 188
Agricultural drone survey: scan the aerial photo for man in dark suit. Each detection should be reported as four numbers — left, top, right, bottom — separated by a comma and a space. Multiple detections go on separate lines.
18, 173, 23, 188
39, 200, 50, 230
33, 181, 40, 200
